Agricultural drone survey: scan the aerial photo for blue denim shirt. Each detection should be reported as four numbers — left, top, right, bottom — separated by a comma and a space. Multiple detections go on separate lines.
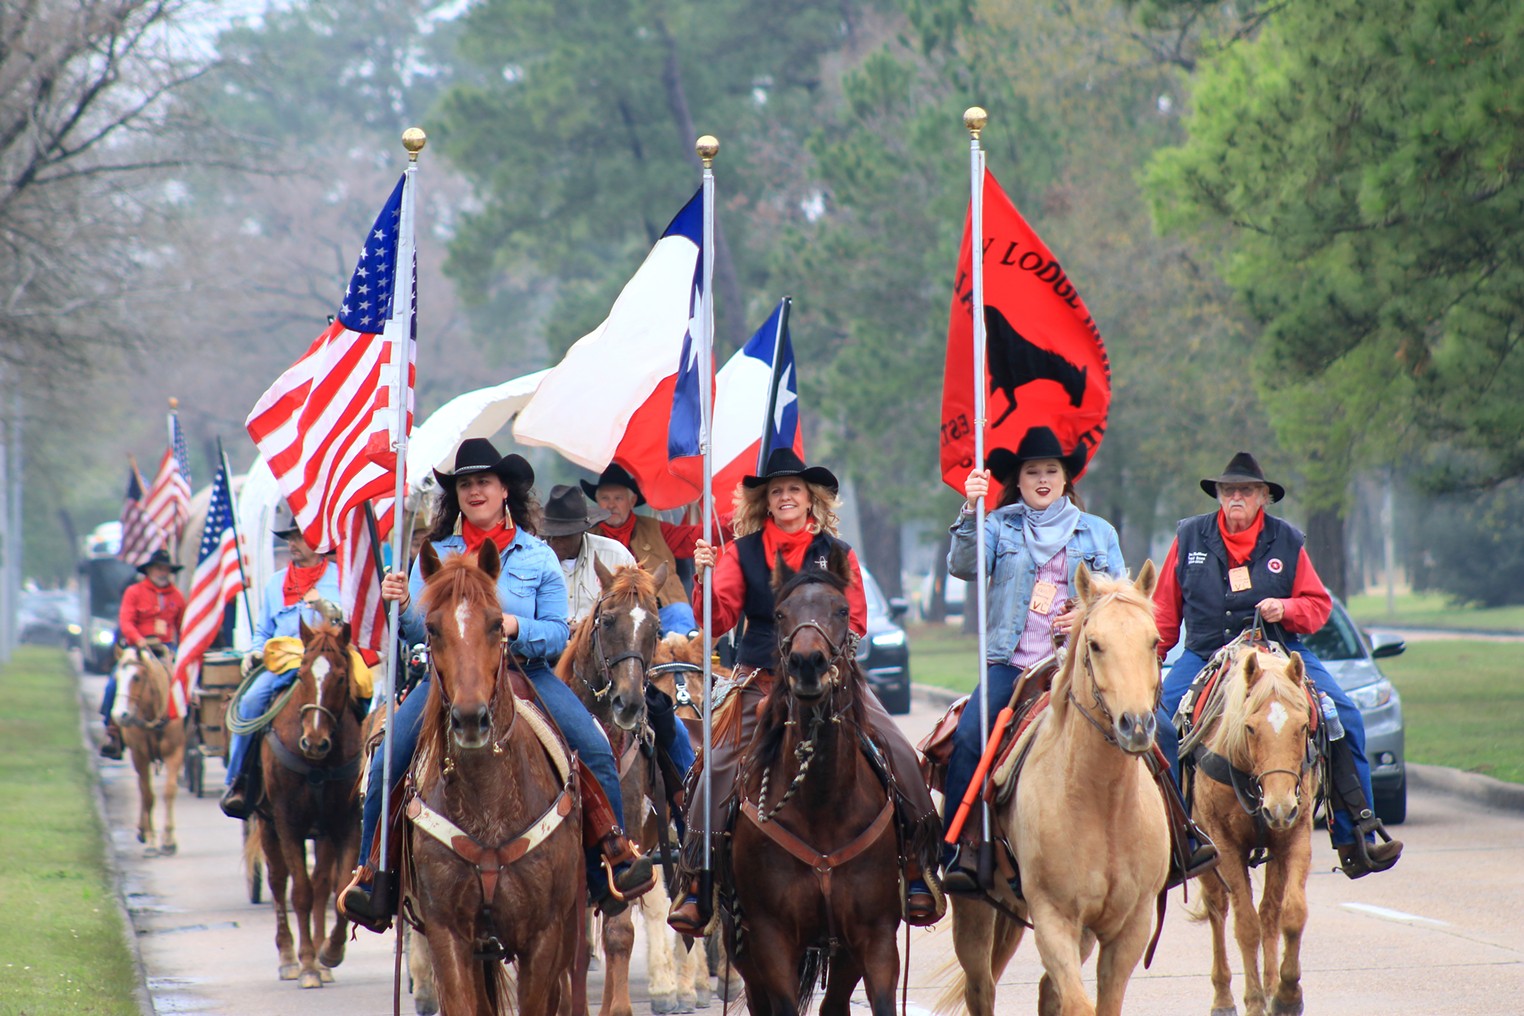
947, 502, 1125, 663
399, 532, 570, 662
252, 564, 343, 645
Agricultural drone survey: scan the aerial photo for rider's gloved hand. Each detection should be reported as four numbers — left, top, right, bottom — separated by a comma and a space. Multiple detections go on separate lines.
241, 649, 263, 676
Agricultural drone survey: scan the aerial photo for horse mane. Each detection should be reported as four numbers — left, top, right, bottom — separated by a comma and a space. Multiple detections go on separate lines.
415, 554, 503, 782
1050, 570, 1152, 706
556, 565, 659, 683
1212, 650, 1307, 768
130, 649, 172, 722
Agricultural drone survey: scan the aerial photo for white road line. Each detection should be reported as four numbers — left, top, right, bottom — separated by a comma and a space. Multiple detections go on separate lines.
1341, 902, 1451, 927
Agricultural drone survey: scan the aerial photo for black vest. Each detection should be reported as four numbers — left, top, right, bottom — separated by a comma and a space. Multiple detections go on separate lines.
733, 530, 847, 670
1175, 512, 1304, 655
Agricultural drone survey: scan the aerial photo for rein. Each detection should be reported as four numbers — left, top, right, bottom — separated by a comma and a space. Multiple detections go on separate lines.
1062, 596, 1160, 753
428, 632, 522, 774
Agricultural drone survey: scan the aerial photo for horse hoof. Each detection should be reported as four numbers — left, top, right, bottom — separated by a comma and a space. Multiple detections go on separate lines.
694, 982, 710, 1008
1210, 1008, 1238, 1016
651, 993, 678, 1013
318, 944, 345, 969
415, 999, 439, 1016
142, 846, 161, 859
279, 963, 301, 981
137, 831, 147, 844
159, 842, 176, 856
299, 969, 323, 989
1271, 1002, 1303, 1016
318, 966, 334, 984
717, 976, 743, 1003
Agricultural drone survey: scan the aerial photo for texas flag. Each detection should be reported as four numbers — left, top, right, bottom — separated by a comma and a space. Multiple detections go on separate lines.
514, 190, 706, 510
708, 298, 803, 504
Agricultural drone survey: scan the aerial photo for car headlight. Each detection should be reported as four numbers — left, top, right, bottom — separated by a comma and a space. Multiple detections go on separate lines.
1348, 679, 1395, 711
67, 624, 83, 636
870, 630, 906, 648
96, 629, 117, 646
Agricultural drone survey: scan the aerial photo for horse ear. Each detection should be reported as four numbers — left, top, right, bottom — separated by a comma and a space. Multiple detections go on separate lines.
594, 557, 616, 592
1135, 559, 1157, 600
771, 550, 796, 593
1074, 561, 1095, 603
419, 541, 442, 579
650, 561, 670, 594
476, 540, 502, 580
338, 620, 352, 646
1242, 652, 1263, 685
1286, 651, 1305, 683
827, 543, 852, 585
299, 616, 313, 642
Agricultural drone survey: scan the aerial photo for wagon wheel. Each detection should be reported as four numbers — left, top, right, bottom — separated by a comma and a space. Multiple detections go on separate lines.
184, 721, 205, 798
242, 820, 264, 904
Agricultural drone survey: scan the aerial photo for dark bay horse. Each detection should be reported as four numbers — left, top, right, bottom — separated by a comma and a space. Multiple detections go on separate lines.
407, 542, 584, 1016
557, 562, 667, 1016
728, 547, 903, 1016
115, 646, 186, 856
250, 619, 363, 988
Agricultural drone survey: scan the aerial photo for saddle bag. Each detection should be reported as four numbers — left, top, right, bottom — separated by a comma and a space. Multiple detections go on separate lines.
917, 694, 969, 795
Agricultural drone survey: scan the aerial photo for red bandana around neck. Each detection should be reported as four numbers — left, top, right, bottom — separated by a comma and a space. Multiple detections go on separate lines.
600, 514, 638, 549
1217, 509, 1265, 567
462, 517, 516, 557
761, 518, 816, 572
282, 560, 329, 607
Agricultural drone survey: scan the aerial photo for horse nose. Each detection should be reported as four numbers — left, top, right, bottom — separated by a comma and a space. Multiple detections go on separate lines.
611, 693, 641, 731
300, 734, 331, 756
1114, 711, 1157, 753
450, 703, 490, 737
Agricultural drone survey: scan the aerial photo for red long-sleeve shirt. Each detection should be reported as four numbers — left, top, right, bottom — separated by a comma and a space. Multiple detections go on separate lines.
694, 543, 869, 638
118, 579, 186, 646
1154, 532, 1331, 659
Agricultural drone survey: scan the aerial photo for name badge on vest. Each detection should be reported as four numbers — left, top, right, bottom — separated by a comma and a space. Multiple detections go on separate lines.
154, 619, 168, 636
1030, 580, 1058, 615
1228, 566, 1253, 593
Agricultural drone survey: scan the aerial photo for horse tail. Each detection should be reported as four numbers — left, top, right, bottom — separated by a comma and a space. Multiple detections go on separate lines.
931, 960, 967, 1016
795, 948, 826, 1013
481, 956, 514, 1014
242, 816, 264, 885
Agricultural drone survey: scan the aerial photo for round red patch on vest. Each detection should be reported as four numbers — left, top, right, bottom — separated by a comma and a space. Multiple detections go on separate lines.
1267, 558, 1284, 573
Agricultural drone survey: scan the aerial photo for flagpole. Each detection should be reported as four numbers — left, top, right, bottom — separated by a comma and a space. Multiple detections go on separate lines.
757, 296, 791, 471
377, 127, 425, 896
216, 437, 257, 645
964, 106, 996, 882
167, 398, 182, 558
695, 133, 719, 900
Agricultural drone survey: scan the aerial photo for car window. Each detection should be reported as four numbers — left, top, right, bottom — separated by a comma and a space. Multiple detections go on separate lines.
858, 567, 889, 617
1303, 600, 1364, 661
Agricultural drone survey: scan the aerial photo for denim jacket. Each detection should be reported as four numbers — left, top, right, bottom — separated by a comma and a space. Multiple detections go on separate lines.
399, 531, 570, 662
947, 502, 1125, 663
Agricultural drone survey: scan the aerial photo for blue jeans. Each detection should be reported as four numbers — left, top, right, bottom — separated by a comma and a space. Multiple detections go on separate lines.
225, 668, 298, 787
1156, 642, 1374, 847
942, 662, 1024, 839
359, 661, 623, 863
100, 677, 117, 724
659, 601, 697, 636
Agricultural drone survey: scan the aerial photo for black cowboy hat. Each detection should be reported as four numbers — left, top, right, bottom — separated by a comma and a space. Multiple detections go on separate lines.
136, 549, 183, 575
986, 426, 1087, 486
580, 463, 646, 507
271, 503, 302, 540
433, 437, 534, 491
1201, 451, 1285, 503
540, 484, 612, 537
742, 448, 839, 494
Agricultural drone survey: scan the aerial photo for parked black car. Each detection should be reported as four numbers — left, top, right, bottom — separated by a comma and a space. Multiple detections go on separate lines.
18, 590, 83, 649
858, 568, 912, 714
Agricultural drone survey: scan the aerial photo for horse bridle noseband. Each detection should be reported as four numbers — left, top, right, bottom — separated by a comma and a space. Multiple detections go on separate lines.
1063, 593, 1162, 752
775, 618, 861, 688
427, 630, 521, 766
580, 595, 654, 702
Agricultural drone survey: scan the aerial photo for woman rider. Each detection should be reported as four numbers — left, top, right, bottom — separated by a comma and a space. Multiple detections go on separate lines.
340, 439, 654, 931
666, 449, 944, 935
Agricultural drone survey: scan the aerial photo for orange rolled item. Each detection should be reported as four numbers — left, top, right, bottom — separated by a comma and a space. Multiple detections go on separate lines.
945, 703, 1018, 844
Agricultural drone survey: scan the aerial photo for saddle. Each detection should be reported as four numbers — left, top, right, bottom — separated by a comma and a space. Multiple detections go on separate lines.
917, 657, 1058, 796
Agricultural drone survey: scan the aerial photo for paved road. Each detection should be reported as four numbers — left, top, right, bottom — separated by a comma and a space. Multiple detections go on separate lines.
86, 670, 1523, 1014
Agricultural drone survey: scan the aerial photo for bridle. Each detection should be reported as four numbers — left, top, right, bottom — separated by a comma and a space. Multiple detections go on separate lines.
578, 593, 656, 703
427, 625, 520, 768
1063, 593, 1161, 753
296, 638, 351, 736
775, 617, 861, 692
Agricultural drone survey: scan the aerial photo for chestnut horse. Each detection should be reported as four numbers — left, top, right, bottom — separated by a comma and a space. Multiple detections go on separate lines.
1185, 646, 1316, 1016
941, 563, 1168, 1016
407, 542, 584, 1016
728, 547, 903, 1016
250, 619, 363, 988
115, 646, 186, 856
556, 561, 666, 1016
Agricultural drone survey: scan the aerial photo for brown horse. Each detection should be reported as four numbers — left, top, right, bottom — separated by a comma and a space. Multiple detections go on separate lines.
1186, 646, 1316, 1016
407, 542, 584, 1016
728, 547, 903, 1016
115, 646, 186, 856
941, 563, 1169, 1016
557, 561, 666, 1016
248, 619, 363, 988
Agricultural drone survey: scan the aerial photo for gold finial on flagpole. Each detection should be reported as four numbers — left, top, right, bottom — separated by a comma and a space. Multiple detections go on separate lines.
168, 397, 179, 411
696, 135, 719, 169
402, 127, 428, 161
964, 106, 988, 140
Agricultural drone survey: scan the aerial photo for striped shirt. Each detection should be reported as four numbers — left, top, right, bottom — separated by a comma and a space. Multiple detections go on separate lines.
1011, 548, 1067, 670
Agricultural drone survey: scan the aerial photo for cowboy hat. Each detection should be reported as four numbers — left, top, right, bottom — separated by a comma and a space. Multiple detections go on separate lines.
986, 426, 1087, 486
742, 448, 839, 494
1201, 451, 1285, 503
271, 503, 302, 540
136, 549, 183, 575
432, 438, 534, 491
540, 484, 612, 537
581, 463, 646, 507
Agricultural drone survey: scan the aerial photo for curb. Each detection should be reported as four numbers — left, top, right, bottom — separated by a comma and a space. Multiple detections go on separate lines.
912, 682, 964, 710
1407, 762, 1524, 814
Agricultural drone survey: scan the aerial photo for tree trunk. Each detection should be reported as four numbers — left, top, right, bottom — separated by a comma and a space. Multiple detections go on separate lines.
1305, 506, 1348, 601
925, 544, 948, 623
853, 490, 902, 598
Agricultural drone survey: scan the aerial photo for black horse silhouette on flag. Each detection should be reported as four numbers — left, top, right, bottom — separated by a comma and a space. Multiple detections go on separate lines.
985, 306, 1088, 428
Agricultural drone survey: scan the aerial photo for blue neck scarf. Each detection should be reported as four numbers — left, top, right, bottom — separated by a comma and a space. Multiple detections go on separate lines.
1017, 496, 1081, 567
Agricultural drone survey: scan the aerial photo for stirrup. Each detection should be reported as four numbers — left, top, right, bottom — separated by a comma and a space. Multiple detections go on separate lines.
941, 842, 985, 896
339, 867, 395, 934
667, 885, 711, 937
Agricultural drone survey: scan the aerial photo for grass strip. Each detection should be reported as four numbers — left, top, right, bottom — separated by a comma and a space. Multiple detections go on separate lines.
1378, 641, 1524, 785
0, 647, 141, 1016
1347, 591, 1524, 632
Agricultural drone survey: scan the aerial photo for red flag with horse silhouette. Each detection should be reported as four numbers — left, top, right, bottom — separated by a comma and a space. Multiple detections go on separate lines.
939, 171, 1110, 500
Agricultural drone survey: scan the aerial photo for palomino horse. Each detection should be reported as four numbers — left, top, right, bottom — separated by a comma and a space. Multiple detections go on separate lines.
249, 619, 363, 988
407, 542, 584, 1016
729, 547, 903, 1016
1186, 646, 1316, 1016
557, 561, 668, 1016
942, 562, 1168, 1016
115, 646, 186, 856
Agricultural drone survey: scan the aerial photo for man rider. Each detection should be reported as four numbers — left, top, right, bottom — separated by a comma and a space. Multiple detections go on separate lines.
100, 549, 184, 759
583, 464, 700, 634
1153, 452, 1403, 878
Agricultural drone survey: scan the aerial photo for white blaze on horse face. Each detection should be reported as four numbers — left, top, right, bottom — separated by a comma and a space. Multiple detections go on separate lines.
1266, 699, 1290, 734
628, 604, 650, 635
311, 654, 331, 702
455, 600, 473, 641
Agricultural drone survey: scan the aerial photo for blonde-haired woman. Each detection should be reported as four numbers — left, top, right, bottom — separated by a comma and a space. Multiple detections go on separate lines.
666, 449, 943, 934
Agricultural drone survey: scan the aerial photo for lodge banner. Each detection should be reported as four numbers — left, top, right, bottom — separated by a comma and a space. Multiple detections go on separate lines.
939, 170, 1111, 500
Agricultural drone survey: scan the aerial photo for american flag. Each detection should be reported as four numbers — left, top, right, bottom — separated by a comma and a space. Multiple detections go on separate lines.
117, 462, 165, 565
170, 465, 242, 717
246, 174, 417, 556
340, 500, 391, 653
142, 413, 192, 540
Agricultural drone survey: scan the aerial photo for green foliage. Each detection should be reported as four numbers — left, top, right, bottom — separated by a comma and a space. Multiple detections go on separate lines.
1148, 0, 1524, 506
1409, 480, 1524, 607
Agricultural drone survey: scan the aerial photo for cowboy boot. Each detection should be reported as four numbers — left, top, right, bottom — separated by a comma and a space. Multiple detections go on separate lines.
577, 758, 654, 917
904, 858, 944, 926
1337, 837, 1404, 879
1325, 735, 1403, 879
1149, 746, 1219, 889
941, 827, 985, 896
218, 778, 251, 820
98, 721, 123, 760
339, 865, 396, 934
